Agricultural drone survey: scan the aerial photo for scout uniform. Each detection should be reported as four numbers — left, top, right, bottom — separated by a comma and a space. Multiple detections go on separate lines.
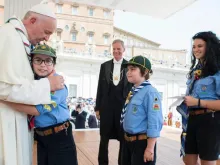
178, 63, 220, 160
31, 45, 78, 165
121, 56, 163, 165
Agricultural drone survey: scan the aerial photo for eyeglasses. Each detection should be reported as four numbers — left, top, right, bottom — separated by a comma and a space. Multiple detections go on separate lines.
33, 58, 54, 66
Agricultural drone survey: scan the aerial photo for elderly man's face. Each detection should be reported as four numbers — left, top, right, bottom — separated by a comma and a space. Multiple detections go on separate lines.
112, 42, 124, 61
29, 16, 56, 45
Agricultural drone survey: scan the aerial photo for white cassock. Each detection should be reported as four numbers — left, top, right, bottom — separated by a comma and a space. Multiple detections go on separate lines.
0, 19, 51, 165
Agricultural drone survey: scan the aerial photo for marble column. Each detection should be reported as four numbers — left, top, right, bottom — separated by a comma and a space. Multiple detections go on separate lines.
4, 0, 43, 21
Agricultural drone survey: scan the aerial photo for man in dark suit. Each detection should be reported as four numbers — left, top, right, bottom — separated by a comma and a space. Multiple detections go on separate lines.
95, 39, 132, 165
71, 104, 88, 129
88, 114, 98, 128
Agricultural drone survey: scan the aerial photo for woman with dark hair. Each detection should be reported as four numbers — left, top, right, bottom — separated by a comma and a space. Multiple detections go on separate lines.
177, 31, 220, 165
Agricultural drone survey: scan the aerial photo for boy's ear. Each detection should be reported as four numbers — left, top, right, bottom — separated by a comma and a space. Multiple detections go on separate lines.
144, 69, 149, 76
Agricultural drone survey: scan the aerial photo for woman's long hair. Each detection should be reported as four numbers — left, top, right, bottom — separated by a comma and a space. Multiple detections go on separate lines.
187, 31, 220, 79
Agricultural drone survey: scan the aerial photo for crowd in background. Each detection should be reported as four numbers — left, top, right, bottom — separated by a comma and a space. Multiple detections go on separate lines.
67, 97, 99, 129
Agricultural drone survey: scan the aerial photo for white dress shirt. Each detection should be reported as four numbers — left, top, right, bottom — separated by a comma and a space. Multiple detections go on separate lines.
113, 58, 123, 86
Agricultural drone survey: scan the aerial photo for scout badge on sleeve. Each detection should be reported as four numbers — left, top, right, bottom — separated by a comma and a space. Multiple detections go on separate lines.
153, 103, 160, 110
153, 97, 160, 110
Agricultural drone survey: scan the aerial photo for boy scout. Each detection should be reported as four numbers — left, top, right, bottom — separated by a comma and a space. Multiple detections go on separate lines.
121, 55, 163, 165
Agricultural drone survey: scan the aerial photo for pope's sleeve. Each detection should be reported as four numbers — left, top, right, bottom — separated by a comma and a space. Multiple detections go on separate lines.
144, 91, 163, 138
0, 79, 51, 105
35, 85, 68, 115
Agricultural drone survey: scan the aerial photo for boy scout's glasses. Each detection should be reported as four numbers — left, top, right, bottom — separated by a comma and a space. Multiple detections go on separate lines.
33, 58, 54, 66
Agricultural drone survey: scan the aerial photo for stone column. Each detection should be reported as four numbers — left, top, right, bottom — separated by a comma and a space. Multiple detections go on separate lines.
4, 0, 42, 21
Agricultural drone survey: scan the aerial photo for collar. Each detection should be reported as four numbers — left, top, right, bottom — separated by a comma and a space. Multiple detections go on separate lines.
113, 58, 123, 64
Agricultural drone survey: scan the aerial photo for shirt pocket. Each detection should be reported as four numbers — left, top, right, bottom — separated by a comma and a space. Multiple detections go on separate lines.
196, 78, 215, 96
130, 99, 144, 116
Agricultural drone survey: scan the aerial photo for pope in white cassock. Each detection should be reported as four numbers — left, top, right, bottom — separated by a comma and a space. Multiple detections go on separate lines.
0, 4, 65, 165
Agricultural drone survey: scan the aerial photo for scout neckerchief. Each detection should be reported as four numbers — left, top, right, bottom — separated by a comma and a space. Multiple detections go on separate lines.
176, 63, 202, 156
120, 80, 151, 124
7, 17, 34, 130
6, 17, 31, 60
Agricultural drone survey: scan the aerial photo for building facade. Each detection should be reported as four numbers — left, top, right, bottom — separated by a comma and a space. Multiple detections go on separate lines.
48, 0, 113, 55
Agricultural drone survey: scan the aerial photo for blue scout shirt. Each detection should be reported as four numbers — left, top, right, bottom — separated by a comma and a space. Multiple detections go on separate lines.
35, 84, 70, 128
186, 71, 220, 101
123, 84, 163, 138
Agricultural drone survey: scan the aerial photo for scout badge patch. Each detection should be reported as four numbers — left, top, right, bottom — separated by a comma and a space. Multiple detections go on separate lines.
153, 103, 160, 110
132, 106, 137, 114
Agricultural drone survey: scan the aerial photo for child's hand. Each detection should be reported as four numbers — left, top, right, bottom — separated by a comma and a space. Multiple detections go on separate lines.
184, 96, 198, 106
144, 148, 154, 162
48, 69, 55, 77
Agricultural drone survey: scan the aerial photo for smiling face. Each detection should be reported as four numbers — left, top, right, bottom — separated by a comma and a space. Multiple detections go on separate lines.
32, 54, 54, 77
192, 38, 206, 61
112, 42, 125, 61
127, 65, 147, 86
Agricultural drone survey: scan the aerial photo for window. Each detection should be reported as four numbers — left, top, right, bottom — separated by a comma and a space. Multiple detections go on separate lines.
65, 25, 69, 31
72, 32, 77, 41
104, 11, 110, 19
88, 8, 94, 16
80, 27, 85, 32
88, 33, 94, 43
57, 32, 61, 40
56, 4, 62, 13
104, 35, 109, 44
104, 50, 108, 56
69, 84, 77, 97
72, 6, 78, 15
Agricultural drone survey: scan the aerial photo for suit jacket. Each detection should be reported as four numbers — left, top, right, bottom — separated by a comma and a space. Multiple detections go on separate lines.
95, 59, 132, 136
88, 115, 98, 128
71, 110, 88, 129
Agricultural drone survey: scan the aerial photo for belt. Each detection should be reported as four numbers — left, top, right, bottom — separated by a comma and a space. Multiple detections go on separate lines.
124, 133, 148, 142
189, 109, 215, 116
35, 121, 70, 136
